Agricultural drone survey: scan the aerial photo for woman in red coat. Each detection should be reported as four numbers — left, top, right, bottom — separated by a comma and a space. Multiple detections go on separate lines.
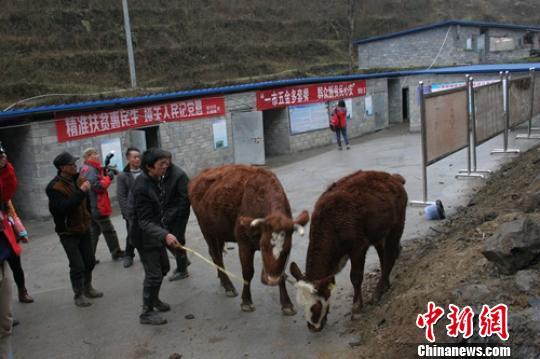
331, 100, 350, 150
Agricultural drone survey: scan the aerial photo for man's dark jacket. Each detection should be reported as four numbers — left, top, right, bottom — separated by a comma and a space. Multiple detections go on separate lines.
162, 164, 190, 242
116, 165, 136, 220
46, 174, 92, 235
130, 172, 168, 251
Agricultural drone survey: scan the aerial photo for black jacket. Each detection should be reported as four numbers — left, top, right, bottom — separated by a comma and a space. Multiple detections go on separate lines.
162, 164, 190, 240
116, 165, 141, 219
46, 174, 92, 235
129, 172, 169, 250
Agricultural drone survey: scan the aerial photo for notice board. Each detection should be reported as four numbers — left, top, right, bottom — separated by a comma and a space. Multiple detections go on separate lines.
289, 103, 328, 134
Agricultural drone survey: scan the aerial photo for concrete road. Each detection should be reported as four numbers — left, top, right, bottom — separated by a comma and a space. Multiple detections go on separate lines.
12, 124, 539, 358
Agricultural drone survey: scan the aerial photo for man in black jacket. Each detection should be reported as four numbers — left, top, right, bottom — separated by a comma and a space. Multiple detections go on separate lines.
163, 152, 191, 281
116, 147, 142, 268
130, 148, 179, 325
45, 152, 103, 307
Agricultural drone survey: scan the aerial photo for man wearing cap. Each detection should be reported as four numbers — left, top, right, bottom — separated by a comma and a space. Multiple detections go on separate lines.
80, 148, 124, 261
46, 152, 103, 307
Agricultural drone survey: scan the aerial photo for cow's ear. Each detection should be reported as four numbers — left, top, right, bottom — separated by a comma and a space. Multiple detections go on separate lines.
294, 210, 310, 227
290, 262, 305, 281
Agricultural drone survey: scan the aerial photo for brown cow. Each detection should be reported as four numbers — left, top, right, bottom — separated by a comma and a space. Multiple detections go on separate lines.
290, 170, 407, 331
189, 164, 309, 315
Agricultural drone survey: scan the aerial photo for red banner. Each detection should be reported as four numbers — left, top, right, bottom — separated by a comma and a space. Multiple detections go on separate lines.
55, 97, 225, 142
256, 80, 366, 110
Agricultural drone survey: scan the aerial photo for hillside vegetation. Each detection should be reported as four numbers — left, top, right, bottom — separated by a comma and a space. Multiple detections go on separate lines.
1, 0, 540, 108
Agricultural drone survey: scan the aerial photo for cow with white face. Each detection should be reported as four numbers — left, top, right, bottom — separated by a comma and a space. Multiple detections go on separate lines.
290, 170, 408, 332
189, 164, 309, 315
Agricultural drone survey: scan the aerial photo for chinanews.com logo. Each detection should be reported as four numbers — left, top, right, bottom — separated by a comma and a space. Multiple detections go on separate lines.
415, 302, 511, 357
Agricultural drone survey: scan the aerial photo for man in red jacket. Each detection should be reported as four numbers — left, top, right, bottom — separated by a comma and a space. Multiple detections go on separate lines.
0, 144, 19, 358
80, 148, 124, 261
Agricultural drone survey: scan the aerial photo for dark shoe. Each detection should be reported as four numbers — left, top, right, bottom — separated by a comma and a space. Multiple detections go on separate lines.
112, 250, 125, 261
74, 294, 92, 307
12, 318, 19, 327
18, 288, 34, 303
84, 285, 103, 298
95, 259, 100, 265
123, 256, 134, 268
169, 270, 189, 281
338, 146, 343, 150
346, 145, 350, 150
155, 298, 171, 312
139, 308, 167, 325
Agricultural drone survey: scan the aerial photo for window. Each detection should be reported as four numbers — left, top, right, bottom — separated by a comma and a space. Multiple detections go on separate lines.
465, 35, 473, 50
489, 37, 515, 52
524, 32, 533, 45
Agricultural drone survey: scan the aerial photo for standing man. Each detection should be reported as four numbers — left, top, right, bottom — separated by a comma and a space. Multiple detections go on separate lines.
80, 148, 124, 261
0, 143, 19, 358
46, 152, 103, 307
116, 147, 142, 268
131, 148, 179, 325
163, 152, 191, 281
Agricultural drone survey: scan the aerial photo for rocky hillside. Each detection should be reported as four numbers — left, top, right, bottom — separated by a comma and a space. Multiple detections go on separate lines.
350, 144, 540, 358
1, 0, 540, 108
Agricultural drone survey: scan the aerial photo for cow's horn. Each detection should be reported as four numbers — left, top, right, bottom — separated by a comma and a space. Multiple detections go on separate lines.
251, 218, 265, 227
294, 224, 305, 236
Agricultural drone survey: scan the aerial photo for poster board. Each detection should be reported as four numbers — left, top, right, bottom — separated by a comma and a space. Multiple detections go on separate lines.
424, 89, 469, 165
289, 103, 328, 134
212, 118, 228, 149
474, 82, 504, 145
100, 137, 123, 171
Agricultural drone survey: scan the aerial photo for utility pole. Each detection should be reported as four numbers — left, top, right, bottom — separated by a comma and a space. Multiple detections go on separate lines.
122, 0, 137, 88
348, 0, 357, 72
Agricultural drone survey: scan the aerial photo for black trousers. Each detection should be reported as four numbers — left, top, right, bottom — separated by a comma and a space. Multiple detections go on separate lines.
59, 232, 95, 294
124, 219, 135, 258
139, 247, 170, 288
6, 254, 25, 291
90, 216, 121, 256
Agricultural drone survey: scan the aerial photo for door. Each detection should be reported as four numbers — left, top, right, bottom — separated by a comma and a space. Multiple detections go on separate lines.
373, 95, 386, 129
402, 88, 410, 123
232, 110, 265, 165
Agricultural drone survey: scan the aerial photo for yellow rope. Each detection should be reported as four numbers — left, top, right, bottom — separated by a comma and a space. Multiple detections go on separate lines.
174, 244, 248, 285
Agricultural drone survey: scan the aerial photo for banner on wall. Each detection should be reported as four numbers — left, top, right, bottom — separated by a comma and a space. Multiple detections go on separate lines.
55, 97, 226, 143
256, 80, 366, 110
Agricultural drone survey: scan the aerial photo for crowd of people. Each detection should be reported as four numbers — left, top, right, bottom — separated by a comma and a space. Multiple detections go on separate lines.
0, 144, 192, 357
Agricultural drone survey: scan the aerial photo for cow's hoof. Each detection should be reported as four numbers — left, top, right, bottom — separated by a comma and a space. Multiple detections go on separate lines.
352, 302, 362, 315
225, 288, 238, 297
281, 306, 296, 316
241, 303, 255, 312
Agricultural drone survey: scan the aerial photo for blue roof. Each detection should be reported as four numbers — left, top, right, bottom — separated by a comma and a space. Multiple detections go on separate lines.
354, 20, 540, 45
1, 62, 539, 122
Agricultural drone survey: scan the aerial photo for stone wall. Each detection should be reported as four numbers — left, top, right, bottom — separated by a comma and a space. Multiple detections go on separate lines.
357, 25, 540, 69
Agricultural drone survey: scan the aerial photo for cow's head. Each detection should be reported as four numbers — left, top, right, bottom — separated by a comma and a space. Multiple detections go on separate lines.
239, 210, 309, 286
290, 262, 335, 332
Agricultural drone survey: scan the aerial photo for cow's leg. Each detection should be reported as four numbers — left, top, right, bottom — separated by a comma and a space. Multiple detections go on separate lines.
279, 275, 296, 316
374, 226, 403, 302
238, 245, 255, 312
209, 243, 237, 297
350, 247, 368, 315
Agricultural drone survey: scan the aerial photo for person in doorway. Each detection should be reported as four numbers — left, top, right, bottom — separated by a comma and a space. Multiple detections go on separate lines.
162, 152, 191, 281
116, 147, 142, 268
80, 148, 124, 261
6, 200, 33, 303
331, 99, 350, 150
0, 143, 19, 358
46, 152, 103, 307
130, 148, 180, 325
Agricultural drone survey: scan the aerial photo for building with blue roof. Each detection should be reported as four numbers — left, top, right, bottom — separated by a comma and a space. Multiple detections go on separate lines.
354, 20, 540, 70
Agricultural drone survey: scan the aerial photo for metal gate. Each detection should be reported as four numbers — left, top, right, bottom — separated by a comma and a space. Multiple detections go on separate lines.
232, 111, 265, 165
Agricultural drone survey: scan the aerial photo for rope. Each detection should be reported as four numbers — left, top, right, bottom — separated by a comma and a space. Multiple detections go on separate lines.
174, 243, 248, 286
